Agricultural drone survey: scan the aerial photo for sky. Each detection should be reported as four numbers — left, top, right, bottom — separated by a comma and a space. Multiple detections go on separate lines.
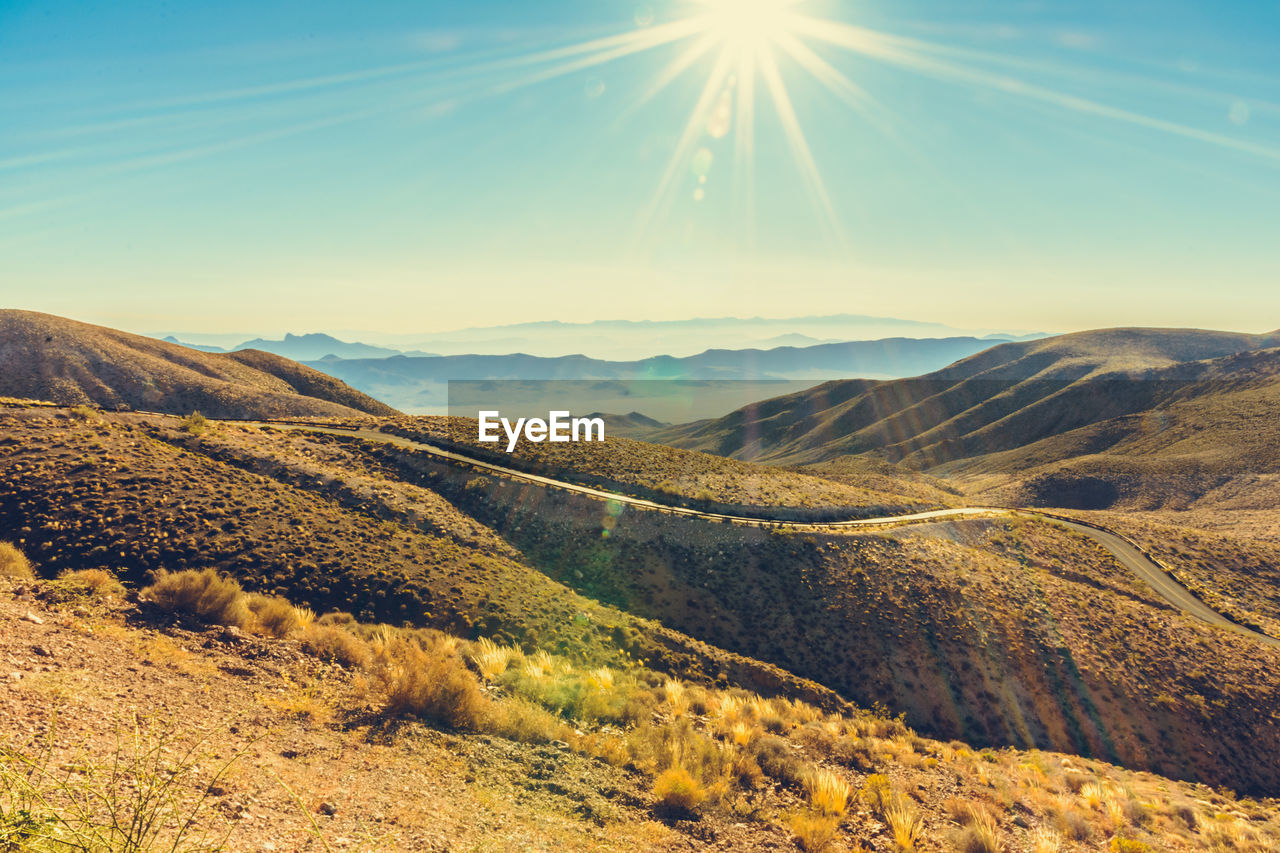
2, 0, 1278, 337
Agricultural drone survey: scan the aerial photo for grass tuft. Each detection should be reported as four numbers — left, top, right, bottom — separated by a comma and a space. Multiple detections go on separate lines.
0, 541, 34, 580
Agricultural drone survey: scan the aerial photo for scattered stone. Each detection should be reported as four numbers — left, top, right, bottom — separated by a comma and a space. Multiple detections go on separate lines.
22, 611, 43, 625
318, 801, 338, 816
31, 645, 51, 657
551, 740, 570, 751
7, 672, 22, 682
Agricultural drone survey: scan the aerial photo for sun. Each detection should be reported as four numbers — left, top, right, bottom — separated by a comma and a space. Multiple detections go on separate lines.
693, 0, 803, 50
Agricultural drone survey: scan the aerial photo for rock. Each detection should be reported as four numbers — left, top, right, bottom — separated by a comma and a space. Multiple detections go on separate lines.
22, 611, 43, 625
31, 645, 51, 657
7, 672, 22, 682
551, 739, 571, 751
219, 626, 244, 643
317, 801, 338, 816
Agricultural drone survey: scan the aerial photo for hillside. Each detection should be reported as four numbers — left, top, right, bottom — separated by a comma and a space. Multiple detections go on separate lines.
0, 310, 399, 419
652, 329, 1280, 513
7, 572, 1274, 852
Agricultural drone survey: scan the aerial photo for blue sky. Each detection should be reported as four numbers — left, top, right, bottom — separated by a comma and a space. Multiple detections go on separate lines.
2, 0, 1277, 336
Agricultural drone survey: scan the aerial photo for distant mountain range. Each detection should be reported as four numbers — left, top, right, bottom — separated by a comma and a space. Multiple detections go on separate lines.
302, 336, 1021, 417
2, 311, 398, 419
157, 313, 1044, 361
162, 332, 437, 361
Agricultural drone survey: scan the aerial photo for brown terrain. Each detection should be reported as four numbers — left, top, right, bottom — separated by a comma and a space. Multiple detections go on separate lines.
3, 318, 1280, 851
0, 311, 398, 419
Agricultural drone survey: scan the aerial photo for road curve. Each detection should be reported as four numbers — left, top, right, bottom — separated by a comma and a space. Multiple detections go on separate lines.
241, 421, 1280, 649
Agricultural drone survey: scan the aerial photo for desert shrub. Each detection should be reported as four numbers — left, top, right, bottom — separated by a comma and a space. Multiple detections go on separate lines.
795, 722, 836, 754
728, 750, 764, 790
246, 593, 302, 638
956, 808, 1002, 853
653, 767, 706, 812
805, 768, 850, 816
1029, 826, 1062, 853
143, 569, 248, 627
485, 697, 571, 744
316, 611, 357, 626
1053, 806, 1091, 841
181, 411, 208, 435
0, 542, 33, 579
884, 799, 924, 850
300, 624, 372, 669
790, 812, 840, 852
1109, 839, 1152, 853
752, 735, 808, 787
379, 635, 487, 730
859, 773, 894, 815
56, 568, 125, 597
470, 637, 517, 681
832, 735, 876, 771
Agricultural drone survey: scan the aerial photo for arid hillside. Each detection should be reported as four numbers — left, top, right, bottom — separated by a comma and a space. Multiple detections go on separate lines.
0, 310, 399, 418
650, 329, 1280, 514
6, 567, 1275, 852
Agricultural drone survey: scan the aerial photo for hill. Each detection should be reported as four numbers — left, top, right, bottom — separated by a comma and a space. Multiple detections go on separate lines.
7, 569, 1274, 852
652, 329, 1280, 511
0, 310, 399, 419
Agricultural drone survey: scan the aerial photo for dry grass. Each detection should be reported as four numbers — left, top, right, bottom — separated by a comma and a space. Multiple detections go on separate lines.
143, 568, 249, 628
652, 767, 706, 812
789, 811, 841, 852
0, 541, 33, 579
957, 807, 1002, 853
56, 568, 125, 597
884, 799, 925, 851
246, 592, 303, 637
377, 634, 488, 730
804, 768, 850, 816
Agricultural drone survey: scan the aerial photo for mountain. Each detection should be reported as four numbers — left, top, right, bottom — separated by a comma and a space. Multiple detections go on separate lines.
320, 314, 1043, 360
161, 335, 226, 353
652, 327, 1280, 513
0, 310, 399, 418
232, 332, 403, 361
306, 336, 1016, 417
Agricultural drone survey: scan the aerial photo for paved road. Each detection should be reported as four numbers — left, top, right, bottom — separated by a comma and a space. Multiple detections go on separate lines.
244, 421, 1280, 648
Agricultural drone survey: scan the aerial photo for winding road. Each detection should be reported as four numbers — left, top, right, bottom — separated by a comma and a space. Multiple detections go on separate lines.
245, 421, 1280, 649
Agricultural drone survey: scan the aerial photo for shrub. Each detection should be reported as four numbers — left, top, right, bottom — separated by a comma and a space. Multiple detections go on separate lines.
1109, 839, 1151, 853
470, 638, 516, 681
0, 542, 33, 579
380, 636, 487, 730
143, 569, 249, 627
57, 568, 126, 597
485, 697, 571, 744
246, 593, 303, 637
832, 735, 876, 771
805, 768, 850, 816
957, 808, 1002, 853
859, 773, 893, 815
790, 812, 840, 852
181, 411, 208, 435
653, 767, 706, 812
752, 735, 808, 787
884, 800, 924, 851
300, 624, 372, 669
1029, 826, 1061, 853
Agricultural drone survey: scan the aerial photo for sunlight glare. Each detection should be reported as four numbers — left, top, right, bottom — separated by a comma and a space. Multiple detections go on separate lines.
695, 0, 802, 50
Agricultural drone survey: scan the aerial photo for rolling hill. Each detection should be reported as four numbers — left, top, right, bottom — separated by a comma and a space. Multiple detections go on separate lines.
0, 310, 399, 419
652, 328, 1280, 513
